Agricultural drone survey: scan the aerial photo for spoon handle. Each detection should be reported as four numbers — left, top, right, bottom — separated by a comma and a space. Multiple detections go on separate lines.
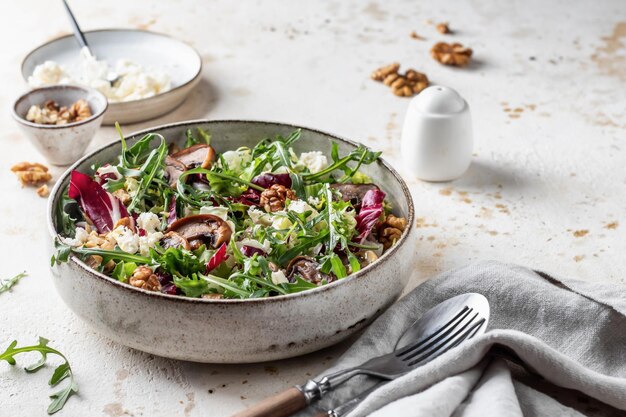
61, 0, 94, 56
231, 387, 307, 417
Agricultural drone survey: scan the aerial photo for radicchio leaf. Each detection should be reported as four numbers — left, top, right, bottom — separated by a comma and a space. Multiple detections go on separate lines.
167, 196, 177, 225
231, 188, 261, 206
232, 173, 292, 206
354, 189, 386, 243
68, 170, 129, 234
206, 243, 229, 273
251, 173, 292, 189
241, 245, 266, 257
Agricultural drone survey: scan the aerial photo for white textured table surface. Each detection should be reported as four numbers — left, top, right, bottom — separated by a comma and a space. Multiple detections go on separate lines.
1, 0, 625, 415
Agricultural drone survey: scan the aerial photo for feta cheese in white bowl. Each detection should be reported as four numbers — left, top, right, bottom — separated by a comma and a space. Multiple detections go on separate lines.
22, 29, 202, 124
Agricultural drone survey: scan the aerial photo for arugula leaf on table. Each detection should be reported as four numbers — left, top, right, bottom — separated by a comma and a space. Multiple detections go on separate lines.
0, 272, 27, 294
0, 337, 78, 415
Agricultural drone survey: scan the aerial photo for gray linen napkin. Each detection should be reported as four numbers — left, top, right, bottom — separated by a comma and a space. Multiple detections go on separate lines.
299, 260, 626, 416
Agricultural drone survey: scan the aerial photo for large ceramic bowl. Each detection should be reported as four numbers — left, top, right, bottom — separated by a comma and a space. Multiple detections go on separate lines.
47, 120, 415, 363
22, 29, 202, 125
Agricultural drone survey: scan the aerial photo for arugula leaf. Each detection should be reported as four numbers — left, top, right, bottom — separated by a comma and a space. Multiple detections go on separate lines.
0, 337, 78, 415
185, 128, 212, 148
0, 272, 27, 294
282, 276, 317, 293
302, 145, 381, 182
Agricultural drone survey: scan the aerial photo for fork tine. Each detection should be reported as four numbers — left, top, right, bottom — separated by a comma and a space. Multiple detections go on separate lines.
406, 317, 486, 366
395, 306, 472, 357
398, 306, 474, 359
402, 311, 478, 362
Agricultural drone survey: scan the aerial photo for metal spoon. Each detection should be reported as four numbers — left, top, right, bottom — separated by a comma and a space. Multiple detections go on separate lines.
61, 0, 119, 85
233, 293, 490, 417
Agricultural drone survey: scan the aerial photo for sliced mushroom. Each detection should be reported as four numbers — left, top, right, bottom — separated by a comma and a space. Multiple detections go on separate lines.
165, 214, 232, 250
164, 156, 187, 188
171, 144, 216, 170
330, 183, 380, 208
286, 256, 334, 285
160, 231, 191, 251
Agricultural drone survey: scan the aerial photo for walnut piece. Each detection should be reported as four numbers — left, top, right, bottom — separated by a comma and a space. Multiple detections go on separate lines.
372, 63, 429, 97
436, 22, 451, 34
378, 214, 407, 250
68, 99, 92, 121
371, 63, 400, 81
260, 184, 297, 212
431, 42, 473, 66
25, 99, 92, 125
114, 216, 133, 229
112, 188, 131, 205
11, 161, 52, 187
410, 31, 425, 40
36, 184, 49, 197
129, 266, 161, 292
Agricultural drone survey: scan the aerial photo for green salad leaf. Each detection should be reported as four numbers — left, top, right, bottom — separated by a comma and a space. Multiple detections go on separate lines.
0, 337, 78, 414
0, 272, 27, 294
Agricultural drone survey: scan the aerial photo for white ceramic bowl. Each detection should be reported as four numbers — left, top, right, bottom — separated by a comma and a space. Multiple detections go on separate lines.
22, 29, 202, 125
12, 85, 108, 166
47, 120, 415, 363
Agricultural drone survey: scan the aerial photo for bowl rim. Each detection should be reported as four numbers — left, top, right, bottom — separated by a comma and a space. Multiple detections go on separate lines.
12, 85, 109, 129
47, 119, 415, 304
21, 28, 203, 107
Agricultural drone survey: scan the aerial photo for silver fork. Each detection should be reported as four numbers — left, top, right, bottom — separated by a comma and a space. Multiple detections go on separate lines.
233, 294, 489, 417
302, 305, 487, 403
324, 307, 487, 416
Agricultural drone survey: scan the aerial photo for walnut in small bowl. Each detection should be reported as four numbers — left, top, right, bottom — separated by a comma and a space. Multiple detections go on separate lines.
12, 86, 108, 166
26, 99, 92, 126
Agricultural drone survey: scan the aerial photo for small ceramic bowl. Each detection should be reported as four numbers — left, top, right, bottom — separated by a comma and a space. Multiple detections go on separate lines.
12, 85, 108, 166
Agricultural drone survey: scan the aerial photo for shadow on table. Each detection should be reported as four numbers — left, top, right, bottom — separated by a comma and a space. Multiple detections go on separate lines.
452, 159, 531, 191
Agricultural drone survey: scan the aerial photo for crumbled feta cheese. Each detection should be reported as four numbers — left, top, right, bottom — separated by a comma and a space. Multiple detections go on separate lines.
137, 212, 161, 233
27, 47, 171, 103
61, 227, 89, 247
139, 231, 163, 256
247, 207, 272, 226
109, 226, 139, 254
271, 270, 289, 285
27, 61, 70, 87
218, 149, 251, 172
307, 196, 321, 207
299, 151, 328, 174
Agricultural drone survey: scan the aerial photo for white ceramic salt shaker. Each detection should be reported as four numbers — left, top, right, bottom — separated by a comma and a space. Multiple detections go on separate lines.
400, 86, 473, 182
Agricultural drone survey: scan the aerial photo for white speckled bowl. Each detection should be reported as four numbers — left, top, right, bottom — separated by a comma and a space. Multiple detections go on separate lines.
47, 120, 415, 363
12, 85, 108, 166
22, 29, 202, 125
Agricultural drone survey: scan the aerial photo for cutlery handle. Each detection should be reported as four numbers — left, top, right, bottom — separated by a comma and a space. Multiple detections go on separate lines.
61, 0, 93, 55
232, 387, 307, 417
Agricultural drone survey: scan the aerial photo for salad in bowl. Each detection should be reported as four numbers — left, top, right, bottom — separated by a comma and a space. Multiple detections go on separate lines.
52, 126, 408, 300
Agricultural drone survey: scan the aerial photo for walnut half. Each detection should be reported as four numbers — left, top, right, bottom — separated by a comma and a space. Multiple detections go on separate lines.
11, 161, 52, 187
372, 63, 429, 97
129, 266, 161, 292
260, 184, 297, 212
431, 42, 473, 66
378, 214, 408, 250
